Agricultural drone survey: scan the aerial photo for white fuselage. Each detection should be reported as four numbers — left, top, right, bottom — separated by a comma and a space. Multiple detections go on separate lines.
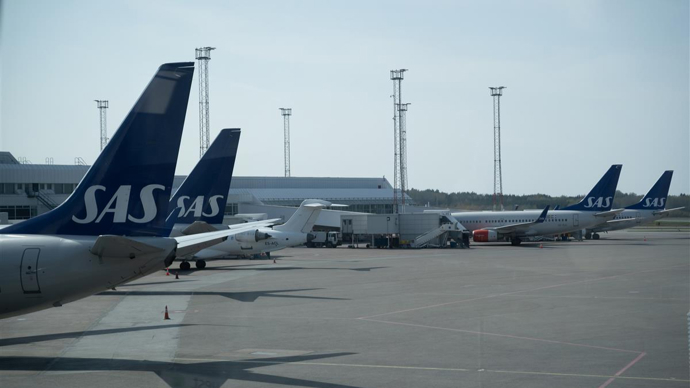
590, 209, 669, 233
0, 234, 175, 319
451, 210, 612, 238
194, 228, 309, 259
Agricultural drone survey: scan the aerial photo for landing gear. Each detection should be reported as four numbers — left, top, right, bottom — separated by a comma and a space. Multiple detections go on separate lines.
585, 231, 592, 240
180, 261, 191, 271
195, 259, 206, 269
510, 238, 522, 246
266, 252, 271, 260
592, 233, 600, 240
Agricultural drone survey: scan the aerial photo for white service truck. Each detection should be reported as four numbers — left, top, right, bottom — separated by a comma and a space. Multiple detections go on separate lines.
306, 231, 342, 248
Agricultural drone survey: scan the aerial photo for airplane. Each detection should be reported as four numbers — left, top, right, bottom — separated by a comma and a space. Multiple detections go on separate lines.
0, 62, 243, 319
168, 127, 243, 237
162, 129, 325, 269
584, 170, 684, 239
190, 199, 327, 265
449, 165, 623, 245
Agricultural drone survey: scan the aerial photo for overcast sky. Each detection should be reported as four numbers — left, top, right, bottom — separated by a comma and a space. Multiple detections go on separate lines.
1, 0, 688, 196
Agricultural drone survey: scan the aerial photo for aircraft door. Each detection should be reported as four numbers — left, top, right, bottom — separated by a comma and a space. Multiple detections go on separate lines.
636, 212, 641, 224
573, 214, 579, 227
20, 248, 41, 293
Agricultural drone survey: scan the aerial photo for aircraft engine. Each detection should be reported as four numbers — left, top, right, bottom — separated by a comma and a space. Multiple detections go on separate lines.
472, 229, 498, 242
235, 230, 272, 243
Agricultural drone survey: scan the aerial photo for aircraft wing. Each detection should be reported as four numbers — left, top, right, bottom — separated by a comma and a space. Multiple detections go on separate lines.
181, 221, 219, 235
180, 218, 282, 237
654, 207, 685, 215
227, 218, 282, 230
594, 209, 624, 218
606, 218, 637, 225
90, 235, 166, 258
488, 206, 549, 234
174, 221, 282, 257
173, 228, 243, 258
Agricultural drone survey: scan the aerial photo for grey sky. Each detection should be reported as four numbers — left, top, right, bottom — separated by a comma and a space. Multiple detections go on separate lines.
1, 0, 688, 196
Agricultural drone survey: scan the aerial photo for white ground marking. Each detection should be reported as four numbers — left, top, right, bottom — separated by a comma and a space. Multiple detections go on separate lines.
57, 269, 261, 362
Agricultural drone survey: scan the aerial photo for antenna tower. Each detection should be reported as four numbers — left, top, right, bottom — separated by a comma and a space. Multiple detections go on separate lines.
489, 86, 506, 211
196, 46, 215, 158
280, 108, 292, 177
95, 100, 108, 151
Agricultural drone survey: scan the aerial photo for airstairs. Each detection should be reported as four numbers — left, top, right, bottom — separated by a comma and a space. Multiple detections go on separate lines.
412, 223, 457, 248
36, 191, 59, 210
26, 190, 59, 211
412, 212, 468, 248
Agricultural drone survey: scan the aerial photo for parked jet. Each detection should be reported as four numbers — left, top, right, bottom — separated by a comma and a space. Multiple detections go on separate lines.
165, 128, 283, 269
169, 127, 241, 236
0, 63, 240, 319
189, 199, 327, 265
450, 165, 623, 245
584, 170, 684, 239
163, 129, 324, 268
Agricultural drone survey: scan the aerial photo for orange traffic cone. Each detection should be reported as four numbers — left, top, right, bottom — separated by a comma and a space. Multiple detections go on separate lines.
175, 272, 179, 280
644, 236, 647, 242
165, 268, 170, 276
539, 244, 543, 249
164, 306, 170, 320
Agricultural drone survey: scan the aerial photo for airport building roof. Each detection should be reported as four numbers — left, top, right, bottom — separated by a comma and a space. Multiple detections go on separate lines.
0, 163, 90, 184
172, 176, 409, 206
0, 152, 19, 164
1, 152, 410, 213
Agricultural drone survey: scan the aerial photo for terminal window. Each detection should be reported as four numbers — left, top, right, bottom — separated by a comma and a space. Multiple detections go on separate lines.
0, 205, 37, 220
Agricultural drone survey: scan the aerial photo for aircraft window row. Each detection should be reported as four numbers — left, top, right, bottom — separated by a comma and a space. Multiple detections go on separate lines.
463, 218, 567, 224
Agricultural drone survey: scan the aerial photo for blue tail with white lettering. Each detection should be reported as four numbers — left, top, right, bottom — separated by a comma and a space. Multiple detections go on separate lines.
3, 62, 195, 236
563, 165, 622, 212
625, 171, 673, 210
169, 128, 241, 225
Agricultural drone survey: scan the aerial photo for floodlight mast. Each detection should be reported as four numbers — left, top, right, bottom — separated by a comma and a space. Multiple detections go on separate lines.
398, 102, 410, 214
95, 100, 109, 151
489, 86, 506, 211
196, 46, 215, 158
280, 108, 292, 177
390, 69, 407, 214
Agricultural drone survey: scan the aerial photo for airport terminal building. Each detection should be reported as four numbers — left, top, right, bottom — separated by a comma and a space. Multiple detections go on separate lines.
0, 152, 410, 224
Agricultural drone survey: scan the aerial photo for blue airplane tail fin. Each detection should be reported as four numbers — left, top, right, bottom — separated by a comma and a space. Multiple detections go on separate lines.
3, 62, 195, 236
563, 165, 622, 212
626, 171, 673, 210
169, 128, 241, 225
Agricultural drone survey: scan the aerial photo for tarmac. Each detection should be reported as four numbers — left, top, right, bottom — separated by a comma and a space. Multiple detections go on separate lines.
0, 230, 688, 388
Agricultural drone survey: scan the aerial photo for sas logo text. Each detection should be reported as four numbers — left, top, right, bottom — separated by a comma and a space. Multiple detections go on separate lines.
176, 195, 224, 218
583, 196, 613, 209
643, 197, 665, 208
72, 184, 164, 224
